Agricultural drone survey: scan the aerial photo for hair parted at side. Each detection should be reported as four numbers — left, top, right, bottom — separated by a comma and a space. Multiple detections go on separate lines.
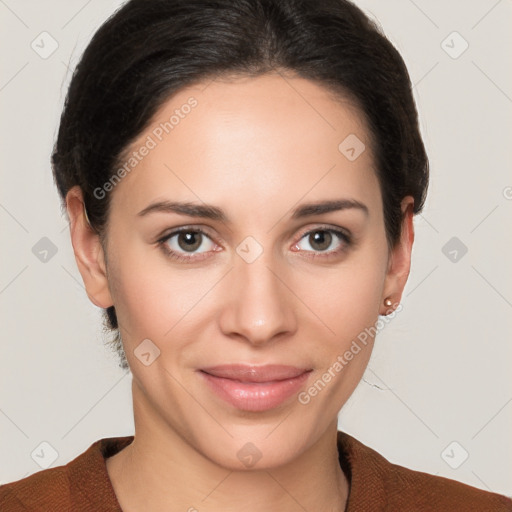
51, 0, 429, 369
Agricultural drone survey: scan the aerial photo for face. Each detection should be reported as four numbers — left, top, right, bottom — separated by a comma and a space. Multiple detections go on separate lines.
69, 72, 413, 469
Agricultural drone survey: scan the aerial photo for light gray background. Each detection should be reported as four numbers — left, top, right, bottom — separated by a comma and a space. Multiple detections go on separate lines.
1, 0, 511, 498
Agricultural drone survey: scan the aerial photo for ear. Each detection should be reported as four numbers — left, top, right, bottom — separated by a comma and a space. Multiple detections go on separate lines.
66, 186, 113, 309
380, 195, 415, 315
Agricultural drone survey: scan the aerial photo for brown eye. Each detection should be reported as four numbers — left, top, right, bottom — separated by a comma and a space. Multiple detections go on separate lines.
307, 230, 332, 251
176, 231, 203, 252
158, 227, 217, 261
295, 228, 350, 255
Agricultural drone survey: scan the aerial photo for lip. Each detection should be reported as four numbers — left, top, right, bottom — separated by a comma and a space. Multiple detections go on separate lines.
200, 364, 312, 382
198, 364, 313, 412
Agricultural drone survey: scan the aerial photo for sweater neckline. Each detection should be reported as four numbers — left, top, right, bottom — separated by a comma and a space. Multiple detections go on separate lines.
71, 430, 384, 511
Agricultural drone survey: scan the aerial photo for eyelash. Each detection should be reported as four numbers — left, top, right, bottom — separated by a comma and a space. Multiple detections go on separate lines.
156, 225, 353, 263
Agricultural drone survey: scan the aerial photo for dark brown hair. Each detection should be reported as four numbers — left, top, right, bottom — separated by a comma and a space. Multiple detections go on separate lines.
51, 0, 429, 369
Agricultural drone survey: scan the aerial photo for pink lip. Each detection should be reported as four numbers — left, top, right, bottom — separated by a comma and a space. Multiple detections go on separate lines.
198, 364, 313, 412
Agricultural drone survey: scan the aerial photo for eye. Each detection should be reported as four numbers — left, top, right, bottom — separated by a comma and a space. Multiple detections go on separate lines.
292, 227, 352, 258
157, 227, 218, 262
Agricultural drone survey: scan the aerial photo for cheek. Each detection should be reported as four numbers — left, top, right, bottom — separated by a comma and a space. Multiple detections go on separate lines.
312, 251, 387, 344
107, 241, 217, 342
104, 238, 168, 338
297, 279, 381, 419
300, 241, 388, 398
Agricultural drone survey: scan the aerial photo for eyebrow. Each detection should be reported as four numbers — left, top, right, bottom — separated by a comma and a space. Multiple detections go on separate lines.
137, 198, 369, 222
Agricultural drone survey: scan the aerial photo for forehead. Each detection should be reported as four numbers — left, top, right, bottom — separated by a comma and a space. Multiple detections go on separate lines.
109, 73, 380, 217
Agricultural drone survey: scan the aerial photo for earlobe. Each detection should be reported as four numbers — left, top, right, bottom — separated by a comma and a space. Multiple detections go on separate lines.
380, 196, 415, 315
66, 186, 113, 309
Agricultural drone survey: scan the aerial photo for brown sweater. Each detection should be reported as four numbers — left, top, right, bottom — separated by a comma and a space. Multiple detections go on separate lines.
1, 431, 511, 511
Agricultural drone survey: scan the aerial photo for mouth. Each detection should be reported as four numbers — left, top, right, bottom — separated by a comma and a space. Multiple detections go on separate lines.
198, 364, 313, 412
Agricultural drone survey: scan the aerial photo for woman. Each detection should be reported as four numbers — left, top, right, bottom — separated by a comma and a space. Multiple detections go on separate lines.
1, 0, 510, 510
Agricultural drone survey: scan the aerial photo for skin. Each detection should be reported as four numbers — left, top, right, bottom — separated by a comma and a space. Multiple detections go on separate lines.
66, 72, 414, 512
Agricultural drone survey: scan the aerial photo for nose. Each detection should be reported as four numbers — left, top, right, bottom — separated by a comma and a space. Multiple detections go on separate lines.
217, 250, 298, 347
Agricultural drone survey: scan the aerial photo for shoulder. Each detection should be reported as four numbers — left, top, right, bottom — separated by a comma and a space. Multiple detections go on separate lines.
338, 431, 512, 511
383, 459, 512, 511
0, 464, 71, 511
0, 436, 132, 512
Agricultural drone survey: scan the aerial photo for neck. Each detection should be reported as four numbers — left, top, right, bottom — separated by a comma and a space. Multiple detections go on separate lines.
106, 383, 349, 512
